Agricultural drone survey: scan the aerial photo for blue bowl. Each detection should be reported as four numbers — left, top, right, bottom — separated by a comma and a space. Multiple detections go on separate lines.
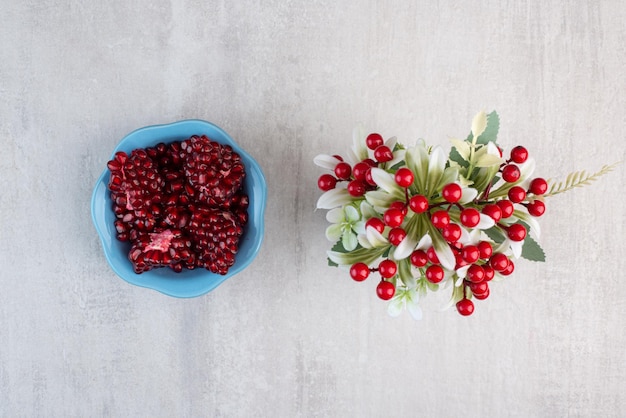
91, 120, 267, 297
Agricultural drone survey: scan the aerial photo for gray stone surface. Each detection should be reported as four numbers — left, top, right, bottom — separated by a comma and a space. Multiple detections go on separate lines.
1, 1, 625, 416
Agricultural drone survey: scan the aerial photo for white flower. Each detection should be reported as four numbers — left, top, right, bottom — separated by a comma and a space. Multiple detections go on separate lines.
325, 205, 365, 251
388, 286, 423, 320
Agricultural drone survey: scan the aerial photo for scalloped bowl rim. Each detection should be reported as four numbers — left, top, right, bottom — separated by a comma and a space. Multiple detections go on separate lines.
91, 120, 266, 298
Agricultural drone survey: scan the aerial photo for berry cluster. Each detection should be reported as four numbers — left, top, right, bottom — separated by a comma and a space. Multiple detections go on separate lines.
108, 135, 248, 275
315, 112, 551, 317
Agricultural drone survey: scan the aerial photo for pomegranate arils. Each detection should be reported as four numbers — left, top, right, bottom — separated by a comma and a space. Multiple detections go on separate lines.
181, 135, 246, 208
188, 208, 244, 275
106, 135, 249, 276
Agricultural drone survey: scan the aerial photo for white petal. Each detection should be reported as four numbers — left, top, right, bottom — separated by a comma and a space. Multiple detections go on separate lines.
342, 231, 358, 251
515, 209, 541, 239
325, 224, 343, 241
366, 227, 389, 247
387, 297, 405, 317
475, 213, 496, 230
360, 201, 378, 219
365, 190, 397, 209
494, 239, 510, 255
518, 158, 536, 182
357, 233, 373, 249
434, 242, 456, 271
456, 225, 472, 245
393, 233, 418, 260
458, 187, 478, 205
316, 188, 352, 209
428, 146, 446, 175
387, 149, 406, 168
313, 154, 342, 170
370, 168, 401, 194
351, 125, 369, 163
406, 300, 423, 320
456, 265, 470, 280
344, 205, 360, 223
486, 141, 501, 156
384, 136, 398, 149
326, 207, 345, 223
510, 240, 523, 259
416, 233, 432, 250
352, 221, 366, 235
455, 276, 464, 287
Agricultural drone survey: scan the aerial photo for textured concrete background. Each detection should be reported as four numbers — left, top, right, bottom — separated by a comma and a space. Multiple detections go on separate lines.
1, 0, 625, 417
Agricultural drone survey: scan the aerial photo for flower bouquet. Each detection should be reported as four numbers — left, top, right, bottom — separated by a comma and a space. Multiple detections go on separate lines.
314, 111, 617, 318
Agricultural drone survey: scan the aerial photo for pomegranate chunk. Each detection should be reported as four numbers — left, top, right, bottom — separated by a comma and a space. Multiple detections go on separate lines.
107, 135, 248, 275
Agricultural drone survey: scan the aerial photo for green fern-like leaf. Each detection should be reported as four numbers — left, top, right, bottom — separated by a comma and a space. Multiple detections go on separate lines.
545, 162, 620, 197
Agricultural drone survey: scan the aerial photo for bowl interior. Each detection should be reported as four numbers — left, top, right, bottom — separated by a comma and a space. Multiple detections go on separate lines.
91, 120, 266, 297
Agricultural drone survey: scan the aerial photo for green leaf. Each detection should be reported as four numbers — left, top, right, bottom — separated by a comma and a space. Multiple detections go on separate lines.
328, 258, 338, 267
449, 146, 470, 169
521, 235, 546, 262
475, 111, 500, 145
484, 226, 506, 244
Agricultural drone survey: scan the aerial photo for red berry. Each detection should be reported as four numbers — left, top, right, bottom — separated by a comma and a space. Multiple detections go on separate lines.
461, 245, 480, 263
456, 299, 475, 316
431, 210, 450, 229
352, 162, 371, 182
365, 217, 385, 234
508, 186, 526, 203
373, 145, 393, 162
383, 208, 404, 227
317, 174, 337, 191
496, 200, 514, 218
388, 227, 407, 246
527, 200, 546, 217
378, 259, 397, 278
460, 208, 481, 227
500, 259, 515, 276
442, 183, 462, 203
466, 264, 485, 283
410, 250, 428, 267
455, 253, 468, 269
332, 155, 344, 161
395, 168, 414, 188
502, 164, 521, 183
363, 158, 377, 167
477, 241, 493, 259
469, 281, 489, 297
474, 288, 490, 300
490, 253, 510, 272
334, 162, 352, 180
507, 223, 527, 241
442, 223, 462, 243
350, 263, 370, 282
482, 204, 502, 222
347, 179, 367, 197
482, 265, 495, 281
376, 280, 396, 300
409, 195, 429, 213
425, 265, 445, 283
529, 177, 548, 195
426, 247, 440, 264
366, 133, 384, 150
510, 146, 528, 164
389, 201, 408, 215
364, 168, 376, 186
